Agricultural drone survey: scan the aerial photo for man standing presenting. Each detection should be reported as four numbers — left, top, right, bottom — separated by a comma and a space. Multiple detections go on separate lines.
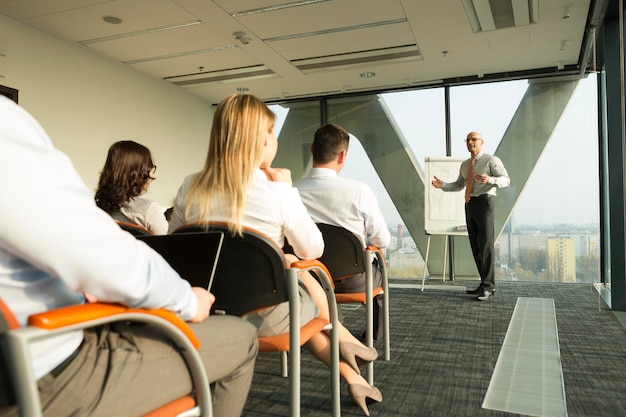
431, 131, 510, 301
296, 123, 390, 339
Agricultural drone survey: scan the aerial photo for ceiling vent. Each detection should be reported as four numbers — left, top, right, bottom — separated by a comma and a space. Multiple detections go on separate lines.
166, 65, 276, 86
462, 0, 539, 33
342, 82, 410, 93
281, 89, 343, 99
292, 45, 421, 73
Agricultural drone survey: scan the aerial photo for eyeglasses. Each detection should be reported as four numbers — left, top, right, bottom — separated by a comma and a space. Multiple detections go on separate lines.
465, 137, 483, 142
147, 165, 157, 180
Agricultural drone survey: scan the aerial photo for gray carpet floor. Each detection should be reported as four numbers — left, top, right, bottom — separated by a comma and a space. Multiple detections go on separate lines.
241, 280, 626, 417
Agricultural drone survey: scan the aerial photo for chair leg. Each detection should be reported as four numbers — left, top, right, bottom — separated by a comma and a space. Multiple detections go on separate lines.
383, 289, 390, 362
289, 351, 300, 417
287, 271, 301, 417
365, 287, 374, 386
330, 316, 341, 417
363, 252, 378, 386
380, 255, 391, 362
281, 351, 288, 378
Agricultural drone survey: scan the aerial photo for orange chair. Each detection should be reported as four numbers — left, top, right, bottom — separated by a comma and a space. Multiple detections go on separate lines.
0, 299, 211, 417
116, 220, 153, 236
173, 222, 341, 417
316, 223, 390, 386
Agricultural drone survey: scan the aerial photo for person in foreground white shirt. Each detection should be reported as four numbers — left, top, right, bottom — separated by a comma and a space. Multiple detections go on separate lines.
295, 123, 391, 340
0, 96, 257, 417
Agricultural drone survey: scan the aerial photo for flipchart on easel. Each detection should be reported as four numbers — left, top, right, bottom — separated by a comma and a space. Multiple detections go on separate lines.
424, 156, 468, 236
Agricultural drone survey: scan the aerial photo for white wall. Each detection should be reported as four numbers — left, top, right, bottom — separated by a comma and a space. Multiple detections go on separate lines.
0, 15, 213, 208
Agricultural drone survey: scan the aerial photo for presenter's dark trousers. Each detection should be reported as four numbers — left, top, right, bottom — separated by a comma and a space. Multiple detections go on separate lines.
465, 194, 495, 290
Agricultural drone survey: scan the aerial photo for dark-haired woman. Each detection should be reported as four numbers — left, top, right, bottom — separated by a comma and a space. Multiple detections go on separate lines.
95, 140, 168, 234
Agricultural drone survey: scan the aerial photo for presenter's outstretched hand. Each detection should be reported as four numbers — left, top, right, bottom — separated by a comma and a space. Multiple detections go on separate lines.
431, 176, 443, 188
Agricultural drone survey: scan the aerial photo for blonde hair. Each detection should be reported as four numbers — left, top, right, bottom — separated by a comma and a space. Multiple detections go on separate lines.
185, 93, 275, 236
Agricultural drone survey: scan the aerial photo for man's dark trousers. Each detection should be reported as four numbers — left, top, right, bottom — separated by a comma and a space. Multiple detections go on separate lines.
465, 194, 495, 290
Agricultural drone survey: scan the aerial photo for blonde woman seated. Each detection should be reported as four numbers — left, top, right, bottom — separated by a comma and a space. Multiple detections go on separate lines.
95, 140, 168, 234
168, 93, 382, 416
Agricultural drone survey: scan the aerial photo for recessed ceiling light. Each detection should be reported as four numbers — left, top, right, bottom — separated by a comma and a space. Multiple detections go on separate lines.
102, 15, 123, 24
231, 0, 330, 17
236, 87, 250, 92
360, 71, 376, 78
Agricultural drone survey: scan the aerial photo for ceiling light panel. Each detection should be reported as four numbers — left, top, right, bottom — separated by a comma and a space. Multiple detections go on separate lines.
263, 18, 408, 43
166, 65, 277, 87
84, 23, 234, 62
124, 48, 264, 80
12, 0, 198, 42
270, 23, 415, 61
292, 45, 422, 73
79, 20, 203, 46
228, 0, 331, 17
0, 0, 107, 20
232, 0, 407, 40
123, 45, 238, 65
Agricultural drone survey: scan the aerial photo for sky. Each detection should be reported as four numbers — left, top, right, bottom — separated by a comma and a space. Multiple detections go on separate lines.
273, 75, 600, 228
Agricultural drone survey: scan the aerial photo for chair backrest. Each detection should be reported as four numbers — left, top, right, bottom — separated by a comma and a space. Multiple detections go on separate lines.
173, 223, 289, 317
316, 223, 366, 281
117, 221, 152, 236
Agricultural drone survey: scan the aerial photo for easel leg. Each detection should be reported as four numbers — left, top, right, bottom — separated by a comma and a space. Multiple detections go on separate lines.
421, 235, 431, 291
442, 236, 448, 282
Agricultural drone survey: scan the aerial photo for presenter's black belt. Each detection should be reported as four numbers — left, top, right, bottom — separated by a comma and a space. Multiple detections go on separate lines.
468, 194, 493, 201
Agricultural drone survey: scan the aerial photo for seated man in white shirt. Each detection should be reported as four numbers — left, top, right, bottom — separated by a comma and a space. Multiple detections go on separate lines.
0, 96, 257, 417
295, 123, 391, 340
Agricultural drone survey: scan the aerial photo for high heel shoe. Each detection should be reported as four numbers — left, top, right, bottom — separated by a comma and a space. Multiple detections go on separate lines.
348, 383, 382, 416
339, 342, 378, 374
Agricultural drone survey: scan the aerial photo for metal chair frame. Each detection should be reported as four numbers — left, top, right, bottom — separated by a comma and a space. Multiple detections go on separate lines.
0, 300, 211, 417
316, 223, 391, 386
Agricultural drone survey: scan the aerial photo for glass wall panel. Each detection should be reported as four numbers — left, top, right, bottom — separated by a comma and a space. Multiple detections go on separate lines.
269, 100, 321, 180
447, 80, 529, 279
325, 92, 444, 278
379, 89, 447, 162
509, 75, 600, 283
450, 81, 528, 156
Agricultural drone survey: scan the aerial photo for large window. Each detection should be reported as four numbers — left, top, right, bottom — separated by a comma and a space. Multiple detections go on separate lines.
270, 100, 321, 181
499, 76, 600, 283
448, 77, 600, 283
269, 75, 600, 284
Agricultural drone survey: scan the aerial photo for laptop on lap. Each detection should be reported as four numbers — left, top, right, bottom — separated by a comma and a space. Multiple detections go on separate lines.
137, 232, 224, 291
